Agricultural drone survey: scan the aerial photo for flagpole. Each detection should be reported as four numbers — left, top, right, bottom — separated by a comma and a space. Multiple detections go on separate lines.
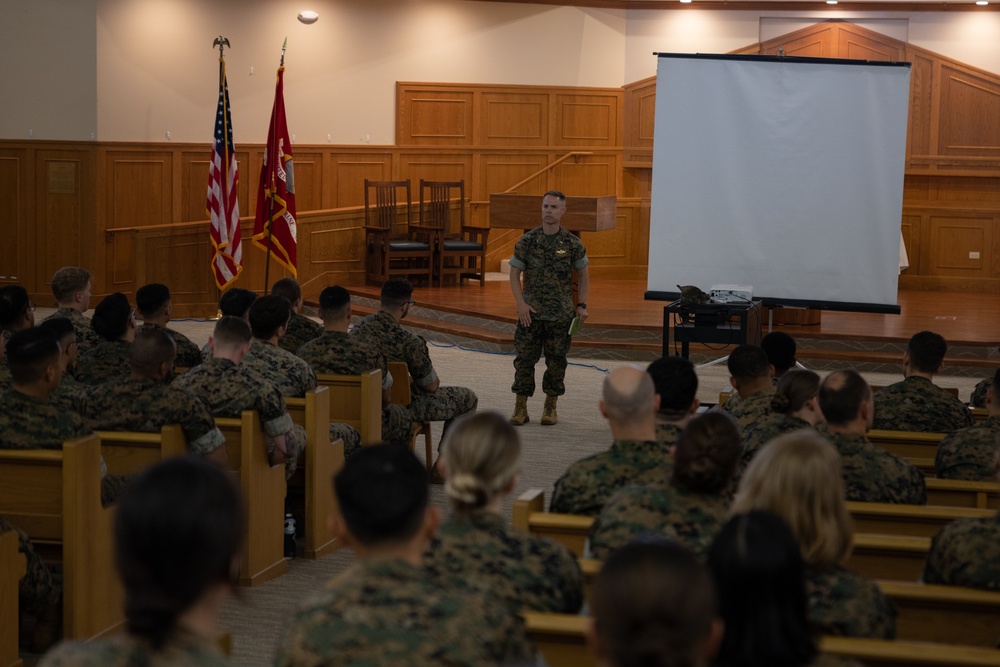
262, 39, 287, 294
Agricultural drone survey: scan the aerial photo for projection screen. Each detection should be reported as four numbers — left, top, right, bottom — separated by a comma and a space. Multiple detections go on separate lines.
645, 54, 911, 313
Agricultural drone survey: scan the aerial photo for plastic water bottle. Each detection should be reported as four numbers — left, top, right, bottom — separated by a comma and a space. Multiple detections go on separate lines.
284, 513, 297, 558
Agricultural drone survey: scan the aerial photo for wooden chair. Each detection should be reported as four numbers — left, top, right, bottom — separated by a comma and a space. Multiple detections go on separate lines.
512, 488, 592, 557
0, 436, 124, 640
388, 361, 433, 472
847, 501, 994, 538
0, 530, 24, 667
868, 429, 946, 460
314, 370, 383, 445
418, 179, 488, 286
363, 179, 434, 286
215, 412, 288, 586
284, 387, 344, 559
925, 477, 1000, 509
848, 533, 930, 581
95, 424, 186, 477
880, 580, 1000, 647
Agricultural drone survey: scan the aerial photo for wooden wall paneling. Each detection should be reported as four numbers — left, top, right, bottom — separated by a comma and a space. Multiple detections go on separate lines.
836, 23, 905, 61
906, 49, 936, 165
298, 207, 367, 295
623, 77, 656, 167
551, 92, 622, 148
397, 152, 473, 189
932, 177, 1000, 204
937, 64, 1000, 158
760, 23, 833, 58
926, 213, 994, 278
900, 213, 921, 274
133, 222, 219, 317
180, 148, 211, 223
396, 84, 475, 146
35, 148, 96, 294
331, 152, 394, 209
479, 91, 549, 147
0, 149, 27, 286
551, 153, 618, 197
247, 149, 326, 218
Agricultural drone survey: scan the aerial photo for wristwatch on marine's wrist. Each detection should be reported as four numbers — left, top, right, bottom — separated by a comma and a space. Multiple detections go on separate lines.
576, 302, 587, 309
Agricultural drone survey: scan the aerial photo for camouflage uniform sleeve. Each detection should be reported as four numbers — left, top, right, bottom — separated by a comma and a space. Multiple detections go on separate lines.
549, 468, 599, 516
184, 397, 225, 457
571, 234, 589, 270
405, 334, 438, 389
508, 234, 529, 271
478, 597, 534, 665
922, 525, 952, 585
272, 599, 338, 667
257, 386, 294, 437
589, 488, 650, 561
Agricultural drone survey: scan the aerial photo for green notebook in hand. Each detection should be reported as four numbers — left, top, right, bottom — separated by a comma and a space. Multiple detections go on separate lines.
568, 316, 583, 336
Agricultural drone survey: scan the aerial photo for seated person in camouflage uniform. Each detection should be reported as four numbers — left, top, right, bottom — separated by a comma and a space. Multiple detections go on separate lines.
424, 411, 583, 614
936, 367, 1000, 480
297, 286, 412, 445
971, 376, 992, 408
75, 293, 137, 386
550, 366, 666, 516
733, 431, 897, 639
243, 295, 360, 457
924, 435, 1000, 590
647, 356, 700, 450
589, 539, 721, 667
134, 283, 203, 368
708, 510, 862, 667
273, 445, 532, 667
40, 457, 241, 666
741, 370, 824, 470
37, 318, 89, 413
174, 316, 303, 480
0, 284, 35, 340
819, 369, 926, 505
83, 327, 227, 466
271, 277, 322, 354
720, 344, 775, 438
718, 332, 796, 413
873, 330, 973, 433
198, 288, 258, 361
2, 515, 61, 653
42, 267, 103, 354
589, 412, 741, 560
352, 279, 477, 477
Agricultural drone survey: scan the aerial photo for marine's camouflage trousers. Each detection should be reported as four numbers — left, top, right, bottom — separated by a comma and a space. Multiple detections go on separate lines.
408, 385, 478, 452
0, 517, 60, 620
329, 422, 362, 460
512, 318, 572, 397
381, 403, 414, 447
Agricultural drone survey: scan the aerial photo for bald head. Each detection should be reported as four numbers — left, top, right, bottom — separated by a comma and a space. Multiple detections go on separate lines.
819, 369, 872, 426
602, 366, 656, 425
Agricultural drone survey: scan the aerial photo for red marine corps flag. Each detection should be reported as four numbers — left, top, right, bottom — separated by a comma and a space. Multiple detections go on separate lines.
206, 37, 242, 289
253, 40, 297, 281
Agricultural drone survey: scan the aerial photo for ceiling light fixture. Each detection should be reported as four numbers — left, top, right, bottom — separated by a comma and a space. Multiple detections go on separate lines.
976, 1, 988, 5
298, 10, 319, 24
680, 0, 693, 4
826, 1, 838, 5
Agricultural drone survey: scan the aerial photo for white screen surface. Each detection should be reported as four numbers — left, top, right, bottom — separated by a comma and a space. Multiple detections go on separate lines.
647, 55, 911, 311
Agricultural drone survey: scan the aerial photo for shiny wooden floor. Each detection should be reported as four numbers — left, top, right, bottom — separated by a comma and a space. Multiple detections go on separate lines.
349, 279, 1000, 347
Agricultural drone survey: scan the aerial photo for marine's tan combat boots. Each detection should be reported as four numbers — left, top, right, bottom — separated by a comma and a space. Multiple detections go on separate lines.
510, 394, 529, 426
540, 394, 558, 426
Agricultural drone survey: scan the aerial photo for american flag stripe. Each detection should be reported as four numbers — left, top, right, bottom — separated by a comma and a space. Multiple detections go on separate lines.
207, 56, 242, 289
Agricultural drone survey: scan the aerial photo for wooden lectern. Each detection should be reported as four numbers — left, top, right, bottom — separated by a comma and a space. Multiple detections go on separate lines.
489, 194, 617, 232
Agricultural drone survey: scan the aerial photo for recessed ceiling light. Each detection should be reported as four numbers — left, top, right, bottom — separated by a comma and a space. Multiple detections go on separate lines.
680, 0, 693, 4
298, 10, 319, 24
826, 1, 838, 5
976, 1, 988, 5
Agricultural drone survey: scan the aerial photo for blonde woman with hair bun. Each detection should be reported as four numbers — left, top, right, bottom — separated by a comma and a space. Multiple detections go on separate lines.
423, 411, 583, 613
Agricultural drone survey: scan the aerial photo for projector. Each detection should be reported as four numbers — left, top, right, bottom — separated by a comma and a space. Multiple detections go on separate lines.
709, 284, 754, 304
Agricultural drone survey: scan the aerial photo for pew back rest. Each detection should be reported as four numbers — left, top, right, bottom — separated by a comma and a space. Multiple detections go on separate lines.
512, 489, 593, 557
925, 477, 1000, 509
0, 436, 123, 639
315, 370, 382, 444
847, 501, 994, 538
96, 424, 187, 478
877, 580, 1000, 647
867, 429, 945, 460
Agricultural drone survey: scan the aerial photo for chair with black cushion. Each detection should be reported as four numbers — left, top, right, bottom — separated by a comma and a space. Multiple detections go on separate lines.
419, 179, 488, 287
364, 179, 435, 286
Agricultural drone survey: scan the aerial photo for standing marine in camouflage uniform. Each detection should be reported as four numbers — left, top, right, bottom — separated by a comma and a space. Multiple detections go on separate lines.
873, 330, 973, 433
271, 277, 323, 354
819, 370, 926, 505
352, 279, 477, 474
74, 293, 137, 387
83, 327, 226, 463
589, 412, 740, 559
923, 509, 1000, 590
508, 190, 589, 426
424, 412, 583, 614
42, 266, 103, 355
243, 295, 361, 458
273, 445, 532, 667
38, 317, 90, 413
971, 376, 992, 408
720, 344, 776, 438
173, 316, 303, 479
935, 369, 1000, 480
551, 367, 670, 515
740, 369, 824, 470
135, 282, 203, 368
297, 286, 412, 444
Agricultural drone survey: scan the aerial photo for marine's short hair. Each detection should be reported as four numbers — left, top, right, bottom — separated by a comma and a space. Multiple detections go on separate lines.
50, 267, 91, 304
543, 190, 566, 201
270, 278, 302, 304
249, 295, 292, 340
6, 327, 61, 385
380, 279, 414, 309
334, 444, 429, 547
318, 285, 351, 322
0, 285, 31, 329
907, 330, 947, 374
672, 412, 742, 493
218, 288, 257, 319
212, 316, 252, 349
818, 369, 870, 426
761, 332, 797, 376
37, 317, 75, 344
130, 327, 177, 378
91, 292, 132, 341
727, 345, 771, 383
135, 283, 171, 318
646, 356, 698, 419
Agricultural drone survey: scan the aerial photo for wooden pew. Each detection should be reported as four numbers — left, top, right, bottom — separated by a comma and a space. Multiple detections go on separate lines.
0, 436, 124, 640
388, 361, 433, 469
971, 407, 988, 424
285, 387, 344, 559
216, 412, 288, 587
925, 477, 1000, 509
512, 488, 592, 557
95, 424, 186, 477
847, 501, 994, 538
879, 580, 1000, 648
0, 530, 25, 667
848, 534, 930, 581
315, 370, 382, 445
868, 429, 945, 460
523, 612, 1000, 667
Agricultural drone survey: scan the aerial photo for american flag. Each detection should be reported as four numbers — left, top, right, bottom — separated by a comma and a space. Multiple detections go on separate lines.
206, 56, 242, 289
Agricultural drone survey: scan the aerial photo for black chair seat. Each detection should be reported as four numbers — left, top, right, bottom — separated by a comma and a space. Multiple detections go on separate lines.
442, 240, 483, 251
389, 241, 430, 252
